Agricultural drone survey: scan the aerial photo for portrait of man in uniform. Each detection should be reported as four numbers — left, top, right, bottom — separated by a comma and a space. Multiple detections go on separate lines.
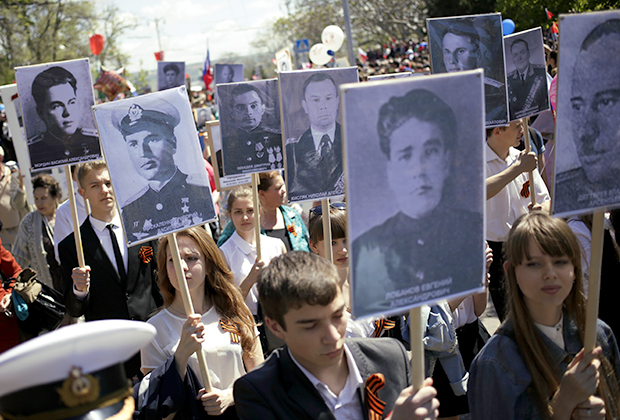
427, 14, 508, 126
344, 73, 485, 317
93, 88, 215, 244
279, 68, 357, 202
554, 15, 620, 215
157, 62, 185, 91
504, 29, 550, 121
15, 60, 101, 170
218, 80, 281, 176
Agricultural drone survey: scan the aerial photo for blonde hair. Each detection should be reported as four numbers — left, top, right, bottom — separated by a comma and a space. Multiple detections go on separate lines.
504, 212, 619, 418
156, 227, 257, 355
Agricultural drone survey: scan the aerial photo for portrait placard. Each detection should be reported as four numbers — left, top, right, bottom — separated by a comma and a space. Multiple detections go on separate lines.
14, 58, 101, 170
157, 61, 186, 91
205, 121, 252, 190
427, 13, 509, 127
93, 86, 216, 245
553, 10, 620, 217
503, 28, 550, 121
279, 67, 358, 202
343, 70, 486, 318
367, 72, 413, 81
218, 79, 282, 176
275, 47, 293, 72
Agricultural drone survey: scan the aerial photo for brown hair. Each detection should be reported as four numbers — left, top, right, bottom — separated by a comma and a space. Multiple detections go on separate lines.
227, 185, 253, 213
77, 161, 108, 189
258, 251, 339, 330
308, 206, 347, 244
32, 174, 62, 201
257, 170, 282, 192
504, 212, 619, 418
157, 227, 258, 355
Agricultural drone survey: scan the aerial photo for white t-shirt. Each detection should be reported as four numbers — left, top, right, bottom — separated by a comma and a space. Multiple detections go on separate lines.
486, 144, 550, 242
219, 231, 285, 314
141, 307, 249, 389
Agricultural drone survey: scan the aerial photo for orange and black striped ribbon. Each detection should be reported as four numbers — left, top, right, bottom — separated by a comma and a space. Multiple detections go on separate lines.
373, 318, 396, 338
219, 319, 241, 344
139, 246, 153, 264
365, 373, 386, 420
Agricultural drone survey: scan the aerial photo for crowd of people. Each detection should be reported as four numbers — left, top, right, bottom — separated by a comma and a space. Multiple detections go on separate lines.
0, 23, 618, 420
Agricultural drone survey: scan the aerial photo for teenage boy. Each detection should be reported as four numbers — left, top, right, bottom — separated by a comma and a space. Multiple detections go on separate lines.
234, 251, 439, 420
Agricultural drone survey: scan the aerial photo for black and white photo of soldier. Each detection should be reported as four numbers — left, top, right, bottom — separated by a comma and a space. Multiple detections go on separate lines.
205, 121, 252, 190
554, 12, 620, 216
215, 64, 244, 85
279, 68, 358, 202
15, 59, 101, 170
344, 71, 485, 317
427, 14, 509, 127
504, 28, 550, 121
218, 80, 282, 176
93, 87, 215, 244
157, 61, 185, 91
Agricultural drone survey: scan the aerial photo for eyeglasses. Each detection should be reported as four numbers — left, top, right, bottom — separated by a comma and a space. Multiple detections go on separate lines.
309, 202, 346, 216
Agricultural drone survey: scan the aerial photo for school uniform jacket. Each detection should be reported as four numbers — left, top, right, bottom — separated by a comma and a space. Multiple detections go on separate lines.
234, 337, 411, 420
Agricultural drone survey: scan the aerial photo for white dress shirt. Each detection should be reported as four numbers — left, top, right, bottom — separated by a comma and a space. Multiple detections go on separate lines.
310, 125, 337, 156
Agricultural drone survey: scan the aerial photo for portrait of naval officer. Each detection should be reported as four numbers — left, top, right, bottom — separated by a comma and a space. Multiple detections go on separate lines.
28, 66, 100, 168
115, 97, 214, 242
352, 88, 482, 314
285, 72, 344, 199
506, 38, 549, 120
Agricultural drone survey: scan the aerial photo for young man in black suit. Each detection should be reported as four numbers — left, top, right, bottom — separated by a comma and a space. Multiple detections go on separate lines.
234, 251, 439, 420
59, 161, 162, 377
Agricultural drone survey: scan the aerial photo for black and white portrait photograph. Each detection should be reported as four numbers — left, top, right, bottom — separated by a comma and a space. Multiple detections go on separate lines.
214, 64, 244, 85
427, 13, 509, 127
553, 10, 620, 217
14, 58, 101, 170
157, 61, 185, 91
275, 47, 292, 72
218, 79, 282, 176
343, 70, 486, 318
205, 120, 252, 190
504, 28, 550, 121
93, 86, 216, 245
367, 72, 413, 81
279, 67, 358, 202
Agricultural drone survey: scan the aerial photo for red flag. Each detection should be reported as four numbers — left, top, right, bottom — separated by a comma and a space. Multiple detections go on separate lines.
551, 22, 559, 34
546, 8, 554, 19
154, 51, 164, 61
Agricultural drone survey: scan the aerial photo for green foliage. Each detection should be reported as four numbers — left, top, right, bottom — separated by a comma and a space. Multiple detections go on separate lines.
425, 0, 499, 19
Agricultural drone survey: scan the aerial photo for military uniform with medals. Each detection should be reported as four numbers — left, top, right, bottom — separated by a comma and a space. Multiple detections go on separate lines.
222, 124, 283, 175
28, 128, 100, 169
507, 64, 549, 120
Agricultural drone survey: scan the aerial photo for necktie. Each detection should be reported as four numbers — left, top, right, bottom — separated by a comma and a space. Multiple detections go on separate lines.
319, 134, 332, 159
521, 73, 525, 83
106, 224, 127, 284
365, 373, 387, 420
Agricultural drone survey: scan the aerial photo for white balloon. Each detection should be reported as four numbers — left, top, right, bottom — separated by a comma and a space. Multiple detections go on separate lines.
309, 43, 332, 66
322, 25, 345, 51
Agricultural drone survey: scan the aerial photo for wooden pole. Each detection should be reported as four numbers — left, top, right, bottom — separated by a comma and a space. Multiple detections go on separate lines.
584, 211, 604, 351
65, 165, 85, 269
409, 307, 425, 391
252, 174, 262, 261
168, 232, 213, 391
322, 198, 333, 263
521, 118, 536, 206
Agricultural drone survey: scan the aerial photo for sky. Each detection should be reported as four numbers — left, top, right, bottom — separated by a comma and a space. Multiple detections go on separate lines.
109, 0, 289, 72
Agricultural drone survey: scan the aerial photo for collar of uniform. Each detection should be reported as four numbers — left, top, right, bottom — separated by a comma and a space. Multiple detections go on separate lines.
310, 125, 337, 152
89, 213, 123, 234
230, 230, 255, 256
147, 168, 177, 193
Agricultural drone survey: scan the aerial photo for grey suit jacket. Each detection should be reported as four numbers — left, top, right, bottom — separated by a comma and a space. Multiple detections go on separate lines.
234, 337, 411, 420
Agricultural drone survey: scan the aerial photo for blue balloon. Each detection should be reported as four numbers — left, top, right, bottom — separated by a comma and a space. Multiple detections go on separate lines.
502, 19, 515, 36
327, 49, 335, 56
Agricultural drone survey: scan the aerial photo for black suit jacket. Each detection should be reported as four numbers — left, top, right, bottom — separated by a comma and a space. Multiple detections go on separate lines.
58, 217, 162, 322
286, 123, 344, 201
234, 337, 411, 420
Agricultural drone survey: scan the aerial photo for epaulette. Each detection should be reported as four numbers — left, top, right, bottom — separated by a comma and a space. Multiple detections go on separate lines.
285, 136, 301, 145
507, 69, 518, 78
186, 173, 210, 187
485, 77, 504, 89
122, 185, 149, 208
531, 63, 546, 70
28, 133, 44, 145
262, 125, 282, 135
81, 127, 99, 137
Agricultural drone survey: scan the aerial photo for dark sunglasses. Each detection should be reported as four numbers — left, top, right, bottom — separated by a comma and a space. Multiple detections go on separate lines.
309, 202, 346, 216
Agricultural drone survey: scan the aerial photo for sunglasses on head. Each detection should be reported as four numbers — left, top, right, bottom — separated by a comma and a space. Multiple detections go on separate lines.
309, 202, 346, 216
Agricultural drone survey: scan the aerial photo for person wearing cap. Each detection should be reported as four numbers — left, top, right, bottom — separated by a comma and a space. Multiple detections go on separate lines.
29, 66, 100, 169
222, 84, 282, 175
160, 63, 182, 91
115, 100, 214, 243
0, 319, 156, 420
58, 161, 163, 378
